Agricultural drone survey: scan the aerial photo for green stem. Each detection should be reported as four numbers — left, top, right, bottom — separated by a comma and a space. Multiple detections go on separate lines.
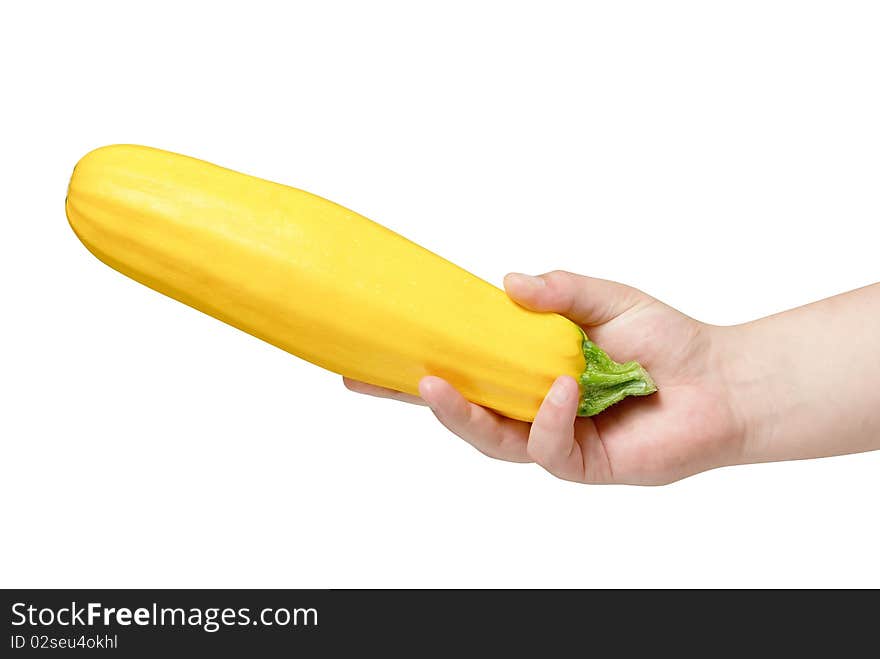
577, 335, 657, 416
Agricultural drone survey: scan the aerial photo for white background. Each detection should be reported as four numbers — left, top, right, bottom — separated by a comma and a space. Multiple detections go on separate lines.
1, 1, 878, 588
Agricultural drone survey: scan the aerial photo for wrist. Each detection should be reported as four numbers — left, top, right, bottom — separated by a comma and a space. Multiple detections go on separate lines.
713, 322, 778, 465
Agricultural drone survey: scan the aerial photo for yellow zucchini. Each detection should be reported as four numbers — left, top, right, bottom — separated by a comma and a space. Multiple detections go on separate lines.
66, 145, 655, 421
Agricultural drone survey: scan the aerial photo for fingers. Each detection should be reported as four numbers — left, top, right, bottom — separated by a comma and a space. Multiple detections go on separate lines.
418, 376, 531, 463
348, 374, 610, 481
527, 376, 587, 482
344, 375, 531, 463
504, 270, 647, 326
342, 377, 427, 406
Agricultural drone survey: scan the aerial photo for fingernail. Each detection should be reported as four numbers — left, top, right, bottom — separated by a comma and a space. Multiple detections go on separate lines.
508, 273, 545, 289
546, 377, 571, 406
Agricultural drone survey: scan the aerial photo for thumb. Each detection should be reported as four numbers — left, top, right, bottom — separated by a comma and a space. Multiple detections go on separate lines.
503, 270, 647, 326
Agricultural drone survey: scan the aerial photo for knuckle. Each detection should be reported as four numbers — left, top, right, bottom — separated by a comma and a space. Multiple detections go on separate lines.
539, 270, 577, 311
526, 440, 556, 467
530, 414, 561, 440
541, 270, 572, 288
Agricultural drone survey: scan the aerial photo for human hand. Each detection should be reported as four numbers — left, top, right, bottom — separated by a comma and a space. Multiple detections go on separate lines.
345, 271, 746, 485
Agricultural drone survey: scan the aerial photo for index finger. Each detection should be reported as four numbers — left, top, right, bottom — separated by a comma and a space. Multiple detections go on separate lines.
343, 377, 427, 406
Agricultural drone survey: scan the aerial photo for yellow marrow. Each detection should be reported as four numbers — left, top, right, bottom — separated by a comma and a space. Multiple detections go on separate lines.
66, 145, 655, 421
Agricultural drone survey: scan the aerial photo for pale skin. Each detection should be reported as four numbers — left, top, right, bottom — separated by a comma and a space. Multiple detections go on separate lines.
344, 272, 880, 485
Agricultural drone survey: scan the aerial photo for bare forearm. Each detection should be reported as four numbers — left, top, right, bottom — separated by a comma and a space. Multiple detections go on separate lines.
721, 283, 880, 464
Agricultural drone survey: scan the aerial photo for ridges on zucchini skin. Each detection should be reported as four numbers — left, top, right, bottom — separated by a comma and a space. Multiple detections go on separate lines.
66, 145, 656, 422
